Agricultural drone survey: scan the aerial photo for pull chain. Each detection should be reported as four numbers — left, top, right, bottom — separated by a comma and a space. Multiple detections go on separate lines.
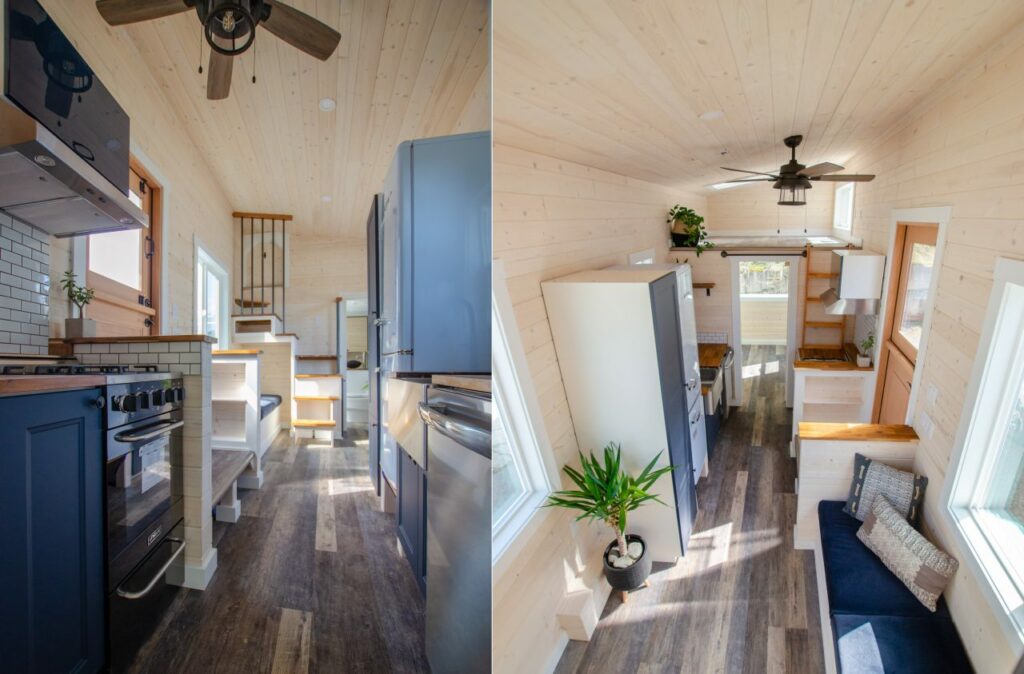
252, 37, 257, 84
198, 30, 204, 73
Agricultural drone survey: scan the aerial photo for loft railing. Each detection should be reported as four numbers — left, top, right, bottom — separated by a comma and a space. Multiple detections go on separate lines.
233, 211, 292, 331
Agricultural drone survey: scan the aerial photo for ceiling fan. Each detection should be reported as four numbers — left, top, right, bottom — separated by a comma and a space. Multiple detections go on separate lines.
720, 135, 875, 205
95, 0, 341, 100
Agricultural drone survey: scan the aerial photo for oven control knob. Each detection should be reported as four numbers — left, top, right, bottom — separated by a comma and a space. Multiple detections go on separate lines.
135, 391, 150, 410
176, 386, 186, 402
151, 389, 164, 406
116, 394, 137, 412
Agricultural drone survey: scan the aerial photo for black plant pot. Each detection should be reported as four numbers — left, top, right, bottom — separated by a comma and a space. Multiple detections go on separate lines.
602, 534, 652, 592
670, 232, 692, 248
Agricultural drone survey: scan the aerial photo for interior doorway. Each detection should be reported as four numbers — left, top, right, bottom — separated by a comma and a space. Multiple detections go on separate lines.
731, 257, 799, 407
874, 223, 939, 423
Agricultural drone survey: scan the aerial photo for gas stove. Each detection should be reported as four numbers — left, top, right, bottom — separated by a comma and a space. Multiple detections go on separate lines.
0, 363, 165, 375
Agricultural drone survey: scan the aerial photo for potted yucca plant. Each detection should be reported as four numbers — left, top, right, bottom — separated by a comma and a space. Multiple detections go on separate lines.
545, 443, 673, 600
60, 270, 96, 339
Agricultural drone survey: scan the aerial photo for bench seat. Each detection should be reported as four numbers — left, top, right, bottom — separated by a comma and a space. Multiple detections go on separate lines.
817, 501, 972, 673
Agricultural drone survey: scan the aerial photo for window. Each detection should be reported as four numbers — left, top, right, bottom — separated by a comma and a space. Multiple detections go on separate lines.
195, 242, 229, 348
946, 257, 1024, 644
628, 248, 656, 265
492, 265, 556, 561
833, 182, 854, 231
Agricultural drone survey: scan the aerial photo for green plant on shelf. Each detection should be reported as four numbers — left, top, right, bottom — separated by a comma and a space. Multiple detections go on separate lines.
667, 205, 714, 256
59, 271, 95, 319
859, 332, 876, 356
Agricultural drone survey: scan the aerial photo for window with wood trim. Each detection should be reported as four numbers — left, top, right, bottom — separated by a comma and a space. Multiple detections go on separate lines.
86, 160, 160, 336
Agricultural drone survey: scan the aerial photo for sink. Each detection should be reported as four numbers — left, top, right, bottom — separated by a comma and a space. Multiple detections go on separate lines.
699, 367, 724, 415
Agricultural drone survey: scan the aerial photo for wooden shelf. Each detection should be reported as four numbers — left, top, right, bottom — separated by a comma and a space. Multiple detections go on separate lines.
293, 419, 336, 428
295, 373, 343, 379
234, 299, 269, 309
693, 282, 715, 297
296, 395, 340, 401
296, 355, 337, 361
213, 349, 262, 356
808, 272, 838, 278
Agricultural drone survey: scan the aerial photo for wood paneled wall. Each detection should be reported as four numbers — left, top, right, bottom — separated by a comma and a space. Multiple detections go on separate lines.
492, 143, 707, 674
286, 237, 366, 356
707, 183, 834, 233
833, 24, 1024, 673
0, 1, 238, 338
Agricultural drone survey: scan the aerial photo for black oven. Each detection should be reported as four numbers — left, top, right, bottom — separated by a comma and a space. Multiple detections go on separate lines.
104, 378, 186, 672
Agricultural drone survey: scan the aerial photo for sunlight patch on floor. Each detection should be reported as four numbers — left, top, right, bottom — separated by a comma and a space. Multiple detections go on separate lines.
690, 521, 733, 568
742, 359, 780, 379
325, 477, 373, 496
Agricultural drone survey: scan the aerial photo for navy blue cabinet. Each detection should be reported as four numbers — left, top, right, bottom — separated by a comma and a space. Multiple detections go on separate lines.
0, 387, 106, 674
397, 447, 427, 594
367, 193, 383, 495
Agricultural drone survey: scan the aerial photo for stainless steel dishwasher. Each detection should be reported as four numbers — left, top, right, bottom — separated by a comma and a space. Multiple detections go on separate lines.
418, 386, 491, 674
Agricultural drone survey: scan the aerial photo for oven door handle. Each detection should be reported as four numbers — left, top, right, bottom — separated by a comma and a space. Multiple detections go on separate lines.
113, 419, 184, 443
115, 537, 186, 600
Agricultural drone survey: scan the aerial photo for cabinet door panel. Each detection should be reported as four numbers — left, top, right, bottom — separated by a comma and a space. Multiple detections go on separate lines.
0, 388, 105, 674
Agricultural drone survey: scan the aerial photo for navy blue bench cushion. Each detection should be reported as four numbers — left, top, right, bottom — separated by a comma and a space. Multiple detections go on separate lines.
818, 500, 946, 619
260, 394, 282, 420
832, 613, 973, 674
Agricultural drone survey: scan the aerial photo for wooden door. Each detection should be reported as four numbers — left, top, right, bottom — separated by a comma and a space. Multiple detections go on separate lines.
876, 225, 938, 423
85, 160, 160, 336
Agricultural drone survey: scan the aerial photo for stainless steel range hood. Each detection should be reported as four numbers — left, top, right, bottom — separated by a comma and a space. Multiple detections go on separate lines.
819, 250, 885, 315
0, 110, 147, 238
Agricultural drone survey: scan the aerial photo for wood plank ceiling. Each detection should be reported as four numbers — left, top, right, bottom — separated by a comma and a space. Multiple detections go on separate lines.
494, 0, 1024, 193
117, 0, 489, 238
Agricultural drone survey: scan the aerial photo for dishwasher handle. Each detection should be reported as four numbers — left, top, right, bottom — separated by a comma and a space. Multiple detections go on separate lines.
418, 403, 491, 457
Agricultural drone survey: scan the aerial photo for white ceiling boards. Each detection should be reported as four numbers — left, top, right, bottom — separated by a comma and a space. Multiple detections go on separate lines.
106, 0, 490, 238
493, 0, 1024, 193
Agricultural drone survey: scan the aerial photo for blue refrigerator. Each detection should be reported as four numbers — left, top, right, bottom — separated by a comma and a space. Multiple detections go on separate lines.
379, 131, 491, 376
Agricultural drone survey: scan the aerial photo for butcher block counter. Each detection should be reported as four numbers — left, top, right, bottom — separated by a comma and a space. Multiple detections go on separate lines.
698, 343, 730, 368
0, 375, 106, 397
431, 374, 491, 394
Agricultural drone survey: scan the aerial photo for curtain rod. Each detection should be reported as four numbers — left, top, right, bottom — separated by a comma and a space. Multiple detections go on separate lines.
719, 250, 807, 258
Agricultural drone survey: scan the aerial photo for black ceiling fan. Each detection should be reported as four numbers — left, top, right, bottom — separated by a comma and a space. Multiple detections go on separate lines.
720, 135, 875, 205
95, 0, 341, 100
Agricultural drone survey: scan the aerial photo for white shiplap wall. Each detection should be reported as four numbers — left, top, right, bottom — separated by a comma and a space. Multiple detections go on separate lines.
833, 23, 1024, 673
492, 143, 707, 674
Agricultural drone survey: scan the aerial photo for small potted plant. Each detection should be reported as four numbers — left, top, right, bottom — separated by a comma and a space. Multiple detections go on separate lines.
545, 442, 673, 602
857, 333, 875, 367
60, 270, 96, 339
667, 205, 714, 256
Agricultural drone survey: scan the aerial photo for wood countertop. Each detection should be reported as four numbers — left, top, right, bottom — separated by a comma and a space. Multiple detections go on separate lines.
798, 422, 918, 442
212, 349, 262, 356
0, 375, 106, 397
63, 334, 216, 344
698, 343, 730, 368
431, 374, 491, 394
793, 343, 872, 371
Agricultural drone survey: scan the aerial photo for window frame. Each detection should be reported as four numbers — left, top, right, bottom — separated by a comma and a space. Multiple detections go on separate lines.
491, 261, 559, 563
833, 182, 854, 231
944, 256, 1024, 648
194, 238, 230, 348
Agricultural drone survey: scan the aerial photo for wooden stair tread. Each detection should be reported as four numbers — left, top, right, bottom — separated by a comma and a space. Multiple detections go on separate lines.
234, 299, 270, 308
213, 349, 262, 356
293, 419, 337, 428
295, 373, 343, 379
295, 395, 340, 401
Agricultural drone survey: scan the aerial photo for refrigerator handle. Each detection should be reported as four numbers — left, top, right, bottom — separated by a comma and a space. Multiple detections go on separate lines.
418, 403, 490, 455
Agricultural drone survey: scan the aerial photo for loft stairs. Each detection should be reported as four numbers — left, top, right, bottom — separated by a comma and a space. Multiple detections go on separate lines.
800, 243, 853, 349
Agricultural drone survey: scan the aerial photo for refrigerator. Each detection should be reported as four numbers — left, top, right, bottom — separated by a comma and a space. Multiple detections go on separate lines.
377, 131, 491, 487
542, 266, 703, 561
366, 194, 383, 495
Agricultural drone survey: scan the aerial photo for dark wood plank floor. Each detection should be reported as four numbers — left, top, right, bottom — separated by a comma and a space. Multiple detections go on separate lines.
556, 345, 825, 674
130, 431, 429, 674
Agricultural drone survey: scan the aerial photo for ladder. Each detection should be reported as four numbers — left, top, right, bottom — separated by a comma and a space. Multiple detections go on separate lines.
800, 244, 847, 349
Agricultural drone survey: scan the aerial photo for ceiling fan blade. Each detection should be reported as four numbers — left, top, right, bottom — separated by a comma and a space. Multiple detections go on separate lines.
723, 177, 774, 183
799, 162, 844, 178
95, 0, 189, 26
263, 1, 341, 61
812, 174, 875, 182
721, 166, 780, 179
207, 51, 233, 100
